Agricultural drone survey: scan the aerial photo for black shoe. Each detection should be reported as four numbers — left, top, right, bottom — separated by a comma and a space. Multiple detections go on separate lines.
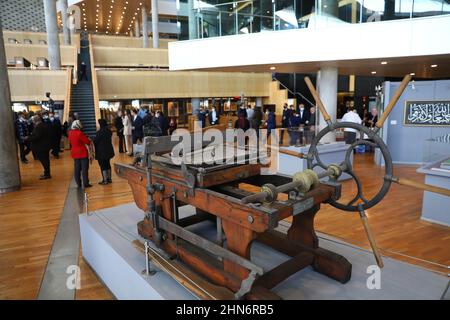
98, 180, 108, 185
21, 159, 29, 164
39, 175, 51, 180
84, 183, 93, 188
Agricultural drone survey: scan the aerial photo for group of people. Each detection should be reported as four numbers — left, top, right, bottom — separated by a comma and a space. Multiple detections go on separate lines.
281, 103, 316, 145
114, 107, 175, 155
15, 111, 64, 179
14, 110, 115, 188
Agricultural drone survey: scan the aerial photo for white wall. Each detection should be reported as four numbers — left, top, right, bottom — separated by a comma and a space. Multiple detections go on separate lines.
168, 14, 450, 70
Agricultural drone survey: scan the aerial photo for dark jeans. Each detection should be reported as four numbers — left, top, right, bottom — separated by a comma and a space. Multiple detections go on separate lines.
36, 150, 50, 176
117, 133, 125, 153
79, 70, 88, 81
18, 141, 31, 161
74, 157, 89, 187
97, 159, 111, 171
344, 131, 357, 144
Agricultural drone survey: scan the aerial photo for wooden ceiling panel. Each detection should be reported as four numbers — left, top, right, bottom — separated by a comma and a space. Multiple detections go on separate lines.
78, 0, 151, 35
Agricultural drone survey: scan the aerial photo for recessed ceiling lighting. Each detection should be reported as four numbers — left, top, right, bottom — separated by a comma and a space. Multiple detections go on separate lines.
410, 72, 415, 76
371, 71, 377, 74
431, 64, 438, 68
270, 66, 276, 70
381, 61, 387, 65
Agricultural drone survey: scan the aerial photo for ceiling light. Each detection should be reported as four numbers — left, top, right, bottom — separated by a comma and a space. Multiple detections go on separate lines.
270, 66, 276, 70
371, 71, 377, 74
431, 64, 438, 68
381, 61, 387, 65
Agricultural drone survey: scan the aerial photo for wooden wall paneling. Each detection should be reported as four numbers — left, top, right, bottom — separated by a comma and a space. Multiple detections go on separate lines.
90, 34, 174, 49
96, 70, 272, 100
7, 69, 68, 102
93, 46, 168, 67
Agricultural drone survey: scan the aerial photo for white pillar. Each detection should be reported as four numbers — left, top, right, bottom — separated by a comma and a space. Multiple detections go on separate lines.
43, 0, 61, 69
142, 6, 149, 48
317, 67, 338, 143
60, 0, 71, 45
134, 19, 140, 38
151, 0, 159, 48
0, 24, 21, 193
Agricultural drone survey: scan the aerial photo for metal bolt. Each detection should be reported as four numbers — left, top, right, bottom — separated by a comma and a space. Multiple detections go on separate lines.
247, 215, 254, 223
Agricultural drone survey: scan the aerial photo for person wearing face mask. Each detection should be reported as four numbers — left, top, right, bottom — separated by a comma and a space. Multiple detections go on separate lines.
149, 111, 164, 136
289, 111, 302, 146
15, 112, 31, 163
298, 103, 309, 125
48, 112, 62, 159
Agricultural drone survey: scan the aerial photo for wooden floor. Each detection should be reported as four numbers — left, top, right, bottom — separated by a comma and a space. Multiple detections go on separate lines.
0, 139, 449, 300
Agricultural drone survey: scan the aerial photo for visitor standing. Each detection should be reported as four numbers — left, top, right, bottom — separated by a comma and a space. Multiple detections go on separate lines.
94, 119, 115, 185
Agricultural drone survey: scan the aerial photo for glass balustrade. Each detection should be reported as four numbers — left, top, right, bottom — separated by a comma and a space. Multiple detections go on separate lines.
176, 0, 450, 40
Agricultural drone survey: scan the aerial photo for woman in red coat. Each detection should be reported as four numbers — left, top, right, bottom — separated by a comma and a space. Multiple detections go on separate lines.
68, 120, 92, 188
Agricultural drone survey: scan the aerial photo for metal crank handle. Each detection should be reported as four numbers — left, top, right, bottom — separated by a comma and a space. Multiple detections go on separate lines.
358, 204, 384, 268
390, 176, 450, 197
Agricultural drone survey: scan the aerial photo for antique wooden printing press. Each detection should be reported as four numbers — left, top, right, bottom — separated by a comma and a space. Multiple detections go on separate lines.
115, 75, 450, 300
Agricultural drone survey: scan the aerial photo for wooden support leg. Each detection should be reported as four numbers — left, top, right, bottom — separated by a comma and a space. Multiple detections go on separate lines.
287, 205, 319, 248
221, 219, 256, 280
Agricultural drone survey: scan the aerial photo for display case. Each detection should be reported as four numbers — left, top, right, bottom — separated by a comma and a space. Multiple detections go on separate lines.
422, 134, 450, 165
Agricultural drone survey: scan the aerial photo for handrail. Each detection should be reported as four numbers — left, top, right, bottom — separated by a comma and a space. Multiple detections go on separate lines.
63, 67, 72, 124
273, 77, 315, 108
88, 34, 101, 129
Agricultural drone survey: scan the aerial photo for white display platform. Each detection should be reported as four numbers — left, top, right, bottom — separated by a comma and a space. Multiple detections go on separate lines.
80, 203, 449, 300
278, 142, 353, 180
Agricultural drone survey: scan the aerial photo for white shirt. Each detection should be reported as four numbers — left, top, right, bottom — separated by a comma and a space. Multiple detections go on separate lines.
341, 111, 362, 132
246, 108, 254, 120
122, 116, 132, 135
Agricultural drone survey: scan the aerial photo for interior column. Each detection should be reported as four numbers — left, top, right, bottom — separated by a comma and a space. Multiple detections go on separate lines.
0, 23, 21, 193
188, 0, 198, 39
151, 0, 159, 48
142, 5, 149, 48
317, 67, 338, 143
60, 0, 71, 45
134, 19, 140, 38
43, 0, 61, 70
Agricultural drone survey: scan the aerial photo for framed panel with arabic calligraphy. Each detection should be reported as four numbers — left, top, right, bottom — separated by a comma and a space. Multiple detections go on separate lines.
403, 101, 450, 126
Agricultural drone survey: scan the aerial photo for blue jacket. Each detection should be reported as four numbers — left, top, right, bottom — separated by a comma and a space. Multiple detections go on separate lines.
289, 115, 302, 128
15, 119, 30, 142
267, 112, 276, 129
132, 116, 144, 140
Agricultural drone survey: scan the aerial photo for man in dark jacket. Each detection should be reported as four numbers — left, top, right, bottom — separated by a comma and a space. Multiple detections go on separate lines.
28, 115, 52, 179
15, 112, 31, 163
280, 103, 291, 145
49, 112, 62, 158
114, 111, 125, 153
131, 109, 144, 144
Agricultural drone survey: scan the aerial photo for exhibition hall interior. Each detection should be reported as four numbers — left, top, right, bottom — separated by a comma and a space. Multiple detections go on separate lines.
0, 0, 449, 301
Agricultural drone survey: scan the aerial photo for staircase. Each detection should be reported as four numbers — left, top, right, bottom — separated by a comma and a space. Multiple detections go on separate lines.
70, 38, 97, 138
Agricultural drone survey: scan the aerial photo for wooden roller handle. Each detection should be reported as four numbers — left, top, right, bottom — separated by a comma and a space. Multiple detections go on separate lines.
395, 177, 450, 197
304, 76, 331, 122
376, 74, 412, 129
278, 149, 305, 158
360, 216, 384, 268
